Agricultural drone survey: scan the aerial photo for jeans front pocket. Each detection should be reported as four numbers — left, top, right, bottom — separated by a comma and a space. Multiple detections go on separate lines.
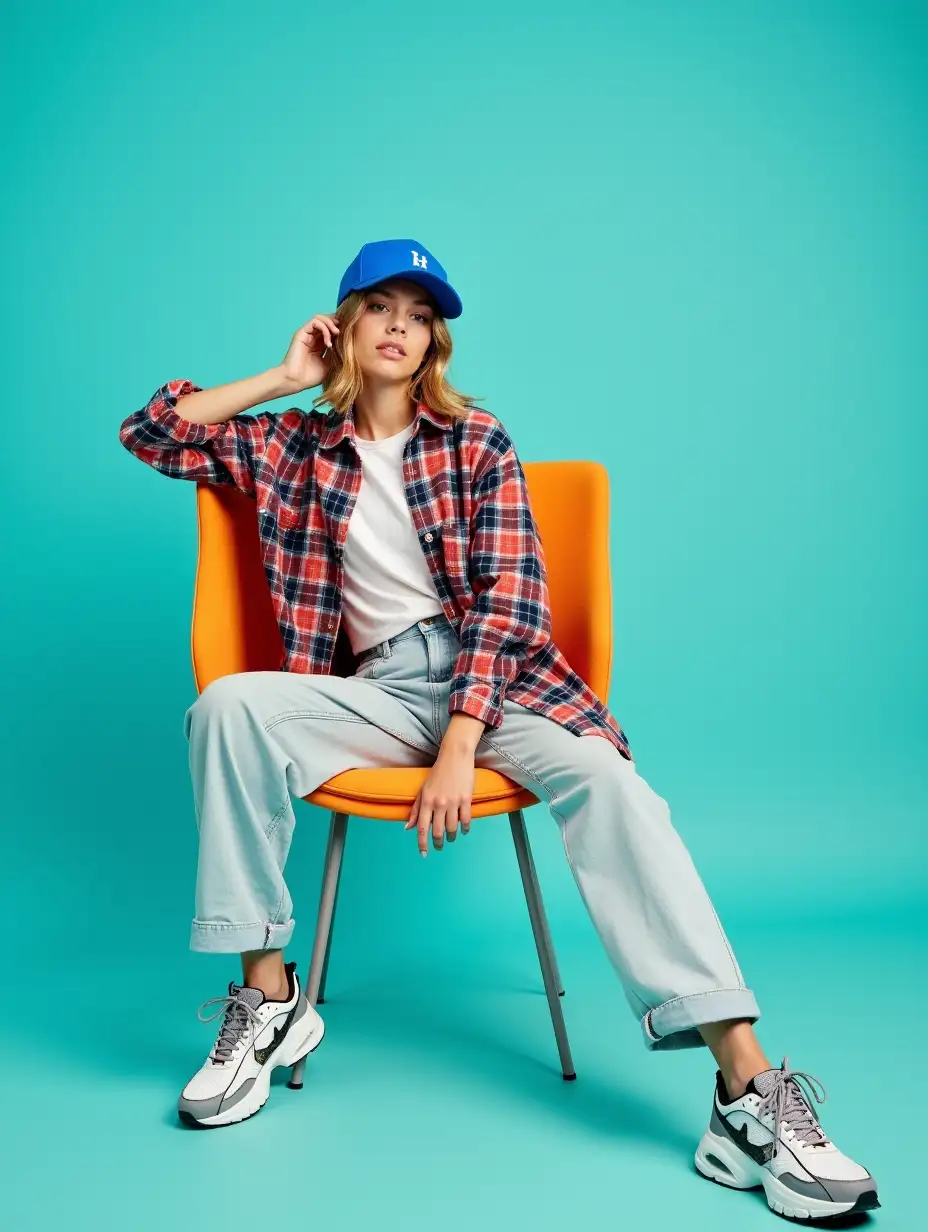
355, 646, 387, 680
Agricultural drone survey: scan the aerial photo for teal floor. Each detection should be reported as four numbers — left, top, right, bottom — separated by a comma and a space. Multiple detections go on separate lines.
7, 916, 919, 1231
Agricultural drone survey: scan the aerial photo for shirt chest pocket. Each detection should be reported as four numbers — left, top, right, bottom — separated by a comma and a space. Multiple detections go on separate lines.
266, 455, 319, 530
274, 478, 307, 528
264, 486, 336, 578
273, 482, 332, 540
432, 521, 472, 596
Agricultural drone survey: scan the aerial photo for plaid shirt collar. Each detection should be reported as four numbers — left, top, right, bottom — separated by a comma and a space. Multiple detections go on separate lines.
317, 399, 454, 451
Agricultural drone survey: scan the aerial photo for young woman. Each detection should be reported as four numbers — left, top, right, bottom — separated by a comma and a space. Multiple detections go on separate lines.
119, 238, 877, 1220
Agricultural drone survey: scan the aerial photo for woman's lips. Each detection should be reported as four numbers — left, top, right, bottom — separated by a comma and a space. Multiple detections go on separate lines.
377, 345, 405, 359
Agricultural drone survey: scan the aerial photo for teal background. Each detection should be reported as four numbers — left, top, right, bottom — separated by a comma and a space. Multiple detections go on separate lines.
2, 0, 924, 1228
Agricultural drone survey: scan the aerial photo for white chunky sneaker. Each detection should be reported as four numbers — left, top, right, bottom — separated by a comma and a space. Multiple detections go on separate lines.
695, 1059, 880, 1221
178, 961, 324, 1128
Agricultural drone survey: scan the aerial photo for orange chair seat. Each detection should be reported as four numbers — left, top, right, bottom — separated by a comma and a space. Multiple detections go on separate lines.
304, 767, 539, 822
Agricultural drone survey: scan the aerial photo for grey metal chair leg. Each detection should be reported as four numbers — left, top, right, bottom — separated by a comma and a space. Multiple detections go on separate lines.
317, 824, 347, 1005
509, 809, 576, 1080
523, 825, 565, 997
289, 810, 348, 1090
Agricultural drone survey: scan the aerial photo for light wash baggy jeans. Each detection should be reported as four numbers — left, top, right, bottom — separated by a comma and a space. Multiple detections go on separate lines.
183, 613, 760, 1051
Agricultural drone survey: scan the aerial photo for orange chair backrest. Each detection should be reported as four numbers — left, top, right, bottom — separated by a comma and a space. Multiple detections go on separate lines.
191, 460, 613, 704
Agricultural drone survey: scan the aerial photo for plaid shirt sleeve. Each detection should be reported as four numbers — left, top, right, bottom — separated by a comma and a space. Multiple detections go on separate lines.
448, 423, 553, 730
118, 379, 274, 496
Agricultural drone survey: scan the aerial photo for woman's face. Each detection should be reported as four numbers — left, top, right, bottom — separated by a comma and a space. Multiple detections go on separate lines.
353, 278, 436, 384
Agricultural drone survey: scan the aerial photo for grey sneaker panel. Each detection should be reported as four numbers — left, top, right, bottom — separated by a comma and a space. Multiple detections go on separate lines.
814, 1172, 877, 1205
750, 1067, 778, 1097
178, 1076, 257, 1123
776, 1169, 876, 1205
774, 1172, 831, 1201
709, 1103, 727, 1137
229, 985, 265, 1011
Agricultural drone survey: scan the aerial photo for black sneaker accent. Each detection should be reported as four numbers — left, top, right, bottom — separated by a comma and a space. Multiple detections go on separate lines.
725, 1117, 775, 1166
713, 1070, 776, 1165
253, 1001, 298, 1066
846, 1190, 881, 1215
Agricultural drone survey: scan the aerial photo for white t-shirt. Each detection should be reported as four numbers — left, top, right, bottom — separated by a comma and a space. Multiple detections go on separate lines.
340, 422, 444, 654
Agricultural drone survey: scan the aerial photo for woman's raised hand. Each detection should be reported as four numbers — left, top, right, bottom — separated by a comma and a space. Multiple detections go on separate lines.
280, 314, 340, 391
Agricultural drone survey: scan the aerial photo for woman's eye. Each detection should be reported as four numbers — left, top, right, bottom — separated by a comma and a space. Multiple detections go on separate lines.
369, 303, 430, 323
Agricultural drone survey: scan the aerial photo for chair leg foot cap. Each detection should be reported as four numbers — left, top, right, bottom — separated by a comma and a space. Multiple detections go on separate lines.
562, 1072, 577, 1082
287, 1080, 303, 1091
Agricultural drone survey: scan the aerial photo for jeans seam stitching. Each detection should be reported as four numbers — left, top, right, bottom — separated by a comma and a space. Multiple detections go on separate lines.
264, 708, 433, 753
268, 887, 286, 936
387, 731, 433, 753
431, 644, 445, 740
265, 799, 290, 842
482, 737, 557, 806
706, 900, 745, 989
264, 711, 369, 731
627, 989, 651, 1019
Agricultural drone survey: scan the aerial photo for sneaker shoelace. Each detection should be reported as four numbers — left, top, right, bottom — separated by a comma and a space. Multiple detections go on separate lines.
757, 1058, 829, 1157
197, 990, 264, 1063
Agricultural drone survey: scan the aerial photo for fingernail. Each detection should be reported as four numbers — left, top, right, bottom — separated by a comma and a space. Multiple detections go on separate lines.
420, 851, 427, 859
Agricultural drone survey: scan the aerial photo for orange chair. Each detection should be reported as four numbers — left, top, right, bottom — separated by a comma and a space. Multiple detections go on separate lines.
191, 461, 615, 1087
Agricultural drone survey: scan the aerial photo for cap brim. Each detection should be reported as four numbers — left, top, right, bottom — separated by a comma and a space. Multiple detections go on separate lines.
351, 268, 462, 319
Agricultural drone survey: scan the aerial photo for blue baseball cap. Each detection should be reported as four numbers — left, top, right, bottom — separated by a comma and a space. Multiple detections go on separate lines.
337, 238, 463, 319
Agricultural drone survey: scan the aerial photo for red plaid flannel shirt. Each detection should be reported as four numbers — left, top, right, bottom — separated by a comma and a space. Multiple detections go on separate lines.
119, 380, 632, 760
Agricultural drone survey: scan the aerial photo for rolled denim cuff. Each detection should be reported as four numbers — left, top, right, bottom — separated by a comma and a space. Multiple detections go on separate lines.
641, 987, 761, 1052
189, 917, 295, 954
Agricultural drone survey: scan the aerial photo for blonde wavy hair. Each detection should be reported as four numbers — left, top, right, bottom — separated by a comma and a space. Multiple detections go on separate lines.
309, 284, 482, 421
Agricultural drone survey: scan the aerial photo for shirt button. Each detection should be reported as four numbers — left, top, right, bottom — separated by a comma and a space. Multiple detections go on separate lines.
325, 619, 336, 631
424, 532, 434, 543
